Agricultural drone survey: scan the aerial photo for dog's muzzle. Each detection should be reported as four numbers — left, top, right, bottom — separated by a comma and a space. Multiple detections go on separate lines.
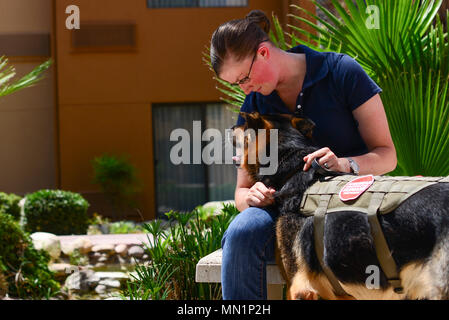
232, 156, 241, 168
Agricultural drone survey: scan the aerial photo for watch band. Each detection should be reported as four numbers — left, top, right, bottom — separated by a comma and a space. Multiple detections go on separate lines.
346, 157, 359, 175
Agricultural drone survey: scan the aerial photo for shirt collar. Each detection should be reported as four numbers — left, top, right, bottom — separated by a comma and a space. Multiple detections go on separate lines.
252, 45, 330, 114
287, 45, 329, 90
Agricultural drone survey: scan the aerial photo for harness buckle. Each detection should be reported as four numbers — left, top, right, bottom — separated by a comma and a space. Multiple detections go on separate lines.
388, 278, 404, 294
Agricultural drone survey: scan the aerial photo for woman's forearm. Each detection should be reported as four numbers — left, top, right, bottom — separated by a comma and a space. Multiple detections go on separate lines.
351, 146, 397, 176
235, 187, 250, 212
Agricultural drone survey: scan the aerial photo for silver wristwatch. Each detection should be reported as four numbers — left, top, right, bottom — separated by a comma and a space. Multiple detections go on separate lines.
346, 157, 359, 175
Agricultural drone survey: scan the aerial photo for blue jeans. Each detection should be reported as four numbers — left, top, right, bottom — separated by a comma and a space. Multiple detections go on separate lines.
221, 206, 278, 300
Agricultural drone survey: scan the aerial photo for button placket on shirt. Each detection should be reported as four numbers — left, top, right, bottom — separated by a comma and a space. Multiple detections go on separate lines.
296, 91, 304, 116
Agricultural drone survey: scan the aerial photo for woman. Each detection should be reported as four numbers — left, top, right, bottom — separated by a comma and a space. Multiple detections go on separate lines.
210, 10, 397, 300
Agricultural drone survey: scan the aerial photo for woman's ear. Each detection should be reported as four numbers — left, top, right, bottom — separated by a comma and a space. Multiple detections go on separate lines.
291, 117, 315, 139
258, 45, 270, 60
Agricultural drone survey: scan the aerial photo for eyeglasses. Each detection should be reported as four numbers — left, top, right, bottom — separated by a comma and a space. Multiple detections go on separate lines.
231, 50, 257, 87
230, 40, 268, 87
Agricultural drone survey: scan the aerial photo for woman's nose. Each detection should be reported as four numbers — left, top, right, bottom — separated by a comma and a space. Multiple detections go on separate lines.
240, 83, 253, 95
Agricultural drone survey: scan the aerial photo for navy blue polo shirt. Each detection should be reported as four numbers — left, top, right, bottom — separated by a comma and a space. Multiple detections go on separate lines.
236, 45, 382, 157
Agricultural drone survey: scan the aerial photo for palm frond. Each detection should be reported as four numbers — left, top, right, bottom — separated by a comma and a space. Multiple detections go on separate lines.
289, 0, 448, 176
0, 58, 52, 98
269, 13, 289, 50
204, 0, 449, 176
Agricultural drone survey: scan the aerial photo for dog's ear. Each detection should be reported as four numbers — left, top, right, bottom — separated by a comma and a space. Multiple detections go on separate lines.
240, 112, 267, 130
291, 117, 315, 139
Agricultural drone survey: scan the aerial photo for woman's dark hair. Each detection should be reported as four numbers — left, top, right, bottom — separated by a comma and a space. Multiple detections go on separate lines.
210, 10, 271, 76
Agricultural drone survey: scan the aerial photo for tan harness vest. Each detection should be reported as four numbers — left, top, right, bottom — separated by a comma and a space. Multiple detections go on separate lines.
299, 174, 449, 296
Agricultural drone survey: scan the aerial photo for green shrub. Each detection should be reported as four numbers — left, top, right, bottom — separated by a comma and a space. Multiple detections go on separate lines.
109, 221, 144, 234
0, 263, 8, 298
123, 203, 239, 300
23, 190, 89, 235
0, 212, 60, 299
92, 154, 141, 220
0, 192, 22, 220
68, 248, 88, 266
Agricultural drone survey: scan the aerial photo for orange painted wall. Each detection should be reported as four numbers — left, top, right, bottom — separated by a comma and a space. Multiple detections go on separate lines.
0, 0, 56, 195
54, 0, 289, 220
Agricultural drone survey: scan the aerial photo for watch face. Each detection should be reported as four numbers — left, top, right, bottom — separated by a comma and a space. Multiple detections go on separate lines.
352, 161, 359, 174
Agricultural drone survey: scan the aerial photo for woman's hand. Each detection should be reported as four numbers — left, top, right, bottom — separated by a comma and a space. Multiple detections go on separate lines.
245, 182, 276, 207
303, 147, 350, 173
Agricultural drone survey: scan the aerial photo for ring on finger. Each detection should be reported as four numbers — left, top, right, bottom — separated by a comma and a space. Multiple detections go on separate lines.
324, 162, 329, 169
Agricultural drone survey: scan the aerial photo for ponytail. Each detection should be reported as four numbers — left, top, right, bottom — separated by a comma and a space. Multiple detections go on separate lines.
245, 9, 271, 34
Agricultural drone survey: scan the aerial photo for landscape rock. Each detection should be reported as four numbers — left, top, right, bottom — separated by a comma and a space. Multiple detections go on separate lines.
117, 255, 128, 265
114, 244, 128, 257
97, 255, 109, 263
95, 284, 107, 294
127, 245, 144, 258
94, 262, 106, 269
62, 238, 93, 255
95, 271, 127, 279
99, 279, 121, 289
65, 269, 100, 294
91, 244, 115, 254
45, 233, 159, 299
90, 252, 102, 259
30, 232, 61, 261
49, 263, 75, 277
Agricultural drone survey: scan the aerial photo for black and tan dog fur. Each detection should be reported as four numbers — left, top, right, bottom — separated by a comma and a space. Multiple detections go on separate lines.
234, 112, 449, 300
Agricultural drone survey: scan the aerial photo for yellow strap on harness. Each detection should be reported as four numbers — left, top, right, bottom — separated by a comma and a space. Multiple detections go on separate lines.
313, 194, 348, 297
367, 192, 403, 294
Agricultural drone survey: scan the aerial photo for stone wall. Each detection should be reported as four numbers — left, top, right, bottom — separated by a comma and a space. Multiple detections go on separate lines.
31, 232, 151, 299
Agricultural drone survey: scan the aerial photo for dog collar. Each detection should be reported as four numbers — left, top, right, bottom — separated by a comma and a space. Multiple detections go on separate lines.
262, 156, 352, 188
311, 159, 354, 177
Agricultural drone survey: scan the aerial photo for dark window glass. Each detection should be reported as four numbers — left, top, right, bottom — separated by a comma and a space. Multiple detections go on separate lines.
146, 0, 248, 8
152, 103, 237, 217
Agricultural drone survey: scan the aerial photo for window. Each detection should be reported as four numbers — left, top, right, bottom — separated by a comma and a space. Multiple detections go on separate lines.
152, 103, 237, 217
71, 23, 136, 52
146, 0, 248, 9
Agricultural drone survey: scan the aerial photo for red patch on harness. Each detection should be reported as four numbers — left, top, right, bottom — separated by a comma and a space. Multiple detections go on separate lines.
339, 175, 375, 202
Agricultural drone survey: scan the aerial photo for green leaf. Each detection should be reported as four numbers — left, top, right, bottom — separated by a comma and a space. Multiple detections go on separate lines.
287, 0, 449, 176
0, 58, 52, 98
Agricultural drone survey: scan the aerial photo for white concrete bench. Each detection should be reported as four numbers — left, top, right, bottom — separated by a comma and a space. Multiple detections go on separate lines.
195, 248, 286, 300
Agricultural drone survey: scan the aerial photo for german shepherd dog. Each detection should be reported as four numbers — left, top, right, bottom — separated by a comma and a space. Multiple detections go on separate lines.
232, 111, 449, 300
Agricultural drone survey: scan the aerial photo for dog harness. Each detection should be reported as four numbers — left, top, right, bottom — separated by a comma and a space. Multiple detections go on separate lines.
300, 174, 449, 297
